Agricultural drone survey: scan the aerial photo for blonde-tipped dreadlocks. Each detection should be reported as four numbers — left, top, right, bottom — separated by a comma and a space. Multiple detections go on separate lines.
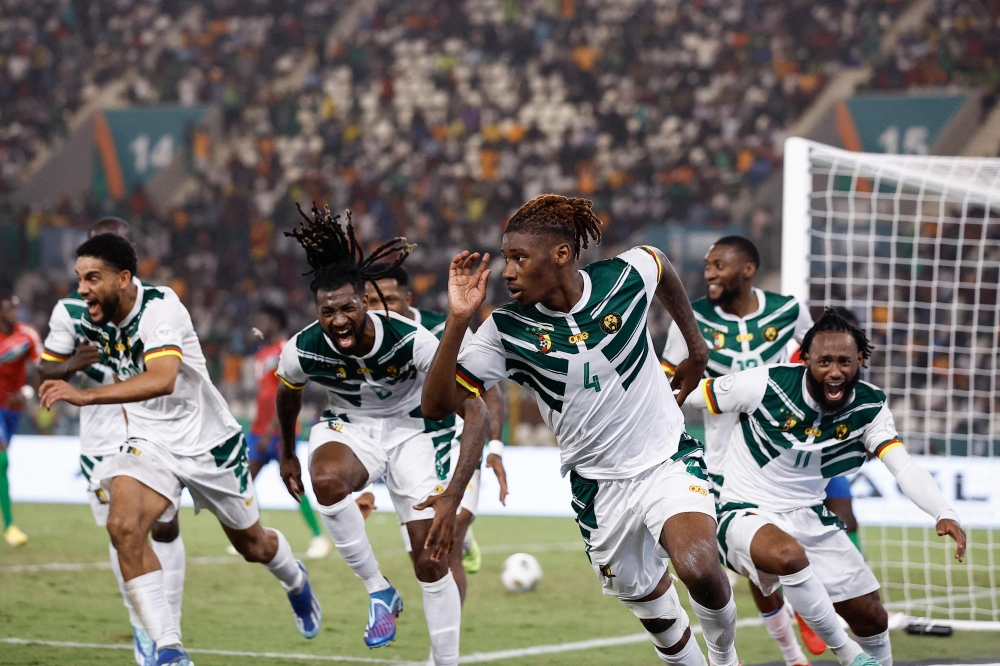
286, 203, 415, 311
505, 194, 603, 259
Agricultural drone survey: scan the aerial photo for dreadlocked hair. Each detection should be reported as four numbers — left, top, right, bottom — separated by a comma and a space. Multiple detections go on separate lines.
505, 194, 603, 259
286, 203, 415, 311
800, 307, 874, 362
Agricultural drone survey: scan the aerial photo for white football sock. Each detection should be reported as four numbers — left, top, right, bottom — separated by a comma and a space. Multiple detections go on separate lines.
318, 496, 389, 594
419, 570, 461, 666
263, 528, 305, 594
688, 593, 739, 666
109, 542, 143, 627
856, 630, 892, 666
123, 570, 181, 650
779, 567, 861, 665
653, 632, 708, 666
762, 604, 808, 666
150, 535, 185, 630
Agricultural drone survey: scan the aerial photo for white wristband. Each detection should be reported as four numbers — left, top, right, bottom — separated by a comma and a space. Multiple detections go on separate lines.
487, 439, 505, 458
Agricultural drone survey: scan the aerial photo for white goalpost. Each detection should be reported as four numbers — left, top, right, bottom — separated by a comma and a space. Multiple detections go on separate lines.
781, 137, 1000, 630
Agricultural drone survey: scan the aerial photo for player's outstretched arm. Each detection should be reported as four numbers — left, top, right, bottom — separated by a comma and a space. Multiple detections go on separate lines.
483, 384, 509, 504
39, 355, 180, 408
880, 445, 967, 561
415, 395, 492, 562
646, 247, 709, 405
421, 251, 491, 420
275, 381, 305, 501
38, 342, 101, 382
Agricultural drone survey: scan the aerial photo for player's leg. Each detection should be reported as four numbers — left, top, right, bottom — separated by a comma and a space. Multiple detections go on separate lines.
277, 429, 329, 560
0, 408, 26, 546
407, 518, 462, 666
834, 593, 891, 666
449, 508, 474, 603
150, 517, 185, 632
750, 582, 811, 666
623, 571, 705, 666
459, 468, 482, 575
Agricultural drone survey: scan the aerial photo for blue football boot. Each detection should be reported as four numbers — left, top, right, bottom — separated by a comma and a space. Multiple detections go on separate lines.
364, 582, 403, 648
154, 647, 193, 666
132, 626, 156, 666
286, 561, 322, 638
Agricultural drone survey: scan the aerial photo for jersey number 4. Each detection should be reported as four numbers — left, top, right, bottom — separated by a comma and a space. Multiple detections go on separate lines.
584, 362, 601, 392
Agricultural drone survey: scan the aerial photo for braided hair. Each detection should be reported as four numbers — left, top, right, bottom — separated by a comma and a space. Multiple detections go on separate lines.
505, 194, 603, 259
286, 203, 414, 311
800, 308, 874, 362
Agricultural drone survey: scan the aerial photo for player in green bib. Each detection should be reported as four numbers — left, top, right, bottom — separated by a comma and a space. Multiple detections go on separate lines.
421, 194, 740, 666
687, 310, 967, 666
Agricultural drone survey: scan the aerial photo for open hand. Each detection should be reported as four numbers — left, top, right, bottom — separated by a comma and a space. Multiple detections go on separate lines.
413, 492, 461, 562
39, 380, 90, 408
279, 454, 304, 503
486, 453, 509, 505
937, 518, 967, 562
448, 251, 491, 320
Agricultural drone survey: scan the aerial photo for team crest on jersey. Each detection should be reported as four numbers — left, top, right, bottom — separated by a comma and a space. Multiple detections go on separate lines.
125, 446, 141, 456
333, 367, 347, 379
599, 564, 615, 579
781, 417, 798, 431
835, 424, 851, 440
95, 488, 109, 505
763, 325, 779, 342
327, 421, 344, 432
600, 312, 622, 334
712, 332, 725, 349
536, 333, 553, 354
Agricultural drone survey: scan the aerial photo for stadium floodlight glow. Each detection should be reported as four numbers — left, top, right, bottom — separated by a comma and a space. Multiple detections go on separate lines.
782, 137, 1000, 631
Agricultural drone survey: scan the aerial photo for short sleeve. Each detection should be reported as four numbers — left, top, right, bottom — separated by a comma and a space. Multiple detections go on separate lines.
700, 366, 769, 415
660, 321, 688, 376
617, 246, 663, 299
411, 324, 441, 374
41, 304, 78, 361
864, 404, 904, 458
455, 315, 506, 397
137, 299, 186, 364
276, 334, 307, 389
792, 300, 814, 344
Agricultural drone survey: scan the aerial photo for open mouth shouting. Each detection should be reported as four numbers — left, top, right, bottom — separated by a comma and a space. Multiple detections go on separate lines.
823, 379, 846, 405
330, 323, 358, 350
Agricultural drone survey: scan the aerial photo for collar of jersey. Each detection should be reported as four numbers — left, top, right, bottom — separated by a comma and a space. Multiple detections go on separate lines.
322, 310, 384, 359
534, 271, 592, 317
711, 287, 766, 322
799, 366, 857, 416
408, 306, 421, 326
112, 277, 144, 330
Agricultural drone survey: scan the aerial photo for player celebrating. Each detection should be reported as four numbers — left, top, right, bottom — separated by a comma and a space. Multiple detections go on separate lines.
661, 235, 815, 665
39, 234, 321, 666
0, 287, 41, 548
421, 194, 739, 666
687, 309, 967, 666
246, 304, 331, 559
39, 217, 186, 666
364, 265, 510, 591
275, 205, 490, 665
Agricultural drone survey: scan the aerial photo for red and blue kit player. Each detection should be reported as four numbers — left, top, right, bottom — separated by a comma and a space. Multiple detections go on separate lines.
0, 288, 41, 547
248, 305, 331, 559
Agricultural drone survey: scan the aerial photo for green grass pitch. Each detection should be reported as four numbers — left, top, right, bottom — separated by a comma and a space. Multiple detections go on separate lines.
1, 503, 997, 665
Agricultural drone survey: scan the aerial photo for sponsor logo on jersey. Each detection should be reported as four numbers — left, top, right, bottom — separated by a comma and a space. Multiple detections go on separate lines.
568, 331, 589, 344
717, 374, 736, 392
712, 332, 725, 349
434, 485, 444, 494
835, 423, 851, 440
736, 333, 754, 343
244, 497, 254, 506
763, 325, 779, 342
356, 367, 372, 374
600, 312, 622, 334
804, 427, 822, 437
781, 417, 798, 431
536, 333, 553, 354
95, 489, 109, 505
599, 564, 616, 579
688, 484, 708, 496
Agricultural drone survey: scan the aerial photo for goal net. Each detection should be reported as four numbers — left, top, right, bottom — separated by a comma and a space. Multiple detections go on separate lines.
781, 137, 1000, 630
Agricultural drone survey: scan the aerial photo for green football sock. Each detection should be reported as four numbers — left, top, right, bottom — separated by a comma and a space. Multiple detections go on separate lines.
0, 451, 13, 528
848, 530, 862, 552
298, 494, 322, 537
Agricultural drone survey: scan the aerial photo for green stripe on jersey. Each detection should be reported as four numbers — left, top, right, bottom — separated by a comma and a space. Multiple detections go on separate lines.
415, 308, 447, 339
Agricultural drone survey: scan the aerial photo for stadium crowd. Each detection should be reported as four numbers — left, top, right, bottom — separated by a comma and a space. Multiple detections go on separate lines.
0, 0, 961, 436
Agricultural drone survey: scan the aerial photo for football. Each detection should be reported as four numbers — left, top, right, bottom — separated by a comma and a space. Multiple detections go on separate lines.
501, 553, 543, 592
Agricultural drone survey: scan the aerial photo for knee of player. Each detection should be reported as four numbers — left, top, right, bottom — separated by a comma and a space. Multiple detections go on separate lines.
773, 542, 809, 576
412, 551, 449, 583
311, 469, 354, 506
849, 594, 888, 636
673, 557, 722, 597
106, 511, 145, 546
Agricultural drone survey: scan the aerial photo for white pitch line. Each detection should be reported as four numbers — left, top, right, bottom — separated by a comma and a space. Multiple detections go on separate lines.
2, 619, 767, 664
478, 541, 581, 554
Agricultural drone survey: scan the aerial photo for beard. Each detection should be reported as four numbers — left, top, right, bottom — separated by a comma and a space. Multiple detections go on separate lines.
707, 285, 738, 307
91, 292, 121, 325
806, 367, 861, 411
